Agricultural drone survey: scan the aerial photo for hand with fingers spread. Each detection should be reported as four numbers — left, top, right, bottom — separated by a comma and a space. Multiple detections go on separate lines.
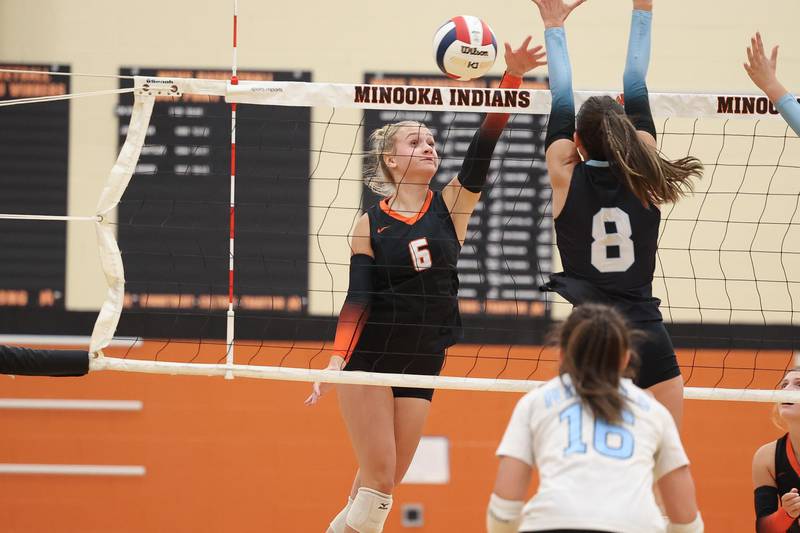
744, 32, 784, 102
504, 36, 547, 78
531, 0, 587, 29
304, 354, 345, 406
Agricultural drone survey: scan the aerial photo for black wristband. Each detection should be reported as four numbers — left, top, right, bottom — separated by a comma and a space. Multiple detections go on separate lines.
754, 485, 779, 518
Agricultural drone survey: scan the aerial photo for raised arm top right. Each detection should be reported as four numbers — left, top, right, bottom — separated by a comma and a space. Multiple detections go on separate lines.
744, 32, 800, 137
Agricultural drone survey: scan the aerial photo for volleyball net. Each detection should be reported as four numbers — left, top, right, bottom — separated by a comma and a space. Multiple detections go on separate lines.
2, 68, 800, 401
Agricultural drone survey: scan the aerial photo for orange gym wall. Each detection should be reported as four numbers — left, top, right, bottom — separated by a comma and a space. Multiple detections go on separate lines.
1, 345, 784, 533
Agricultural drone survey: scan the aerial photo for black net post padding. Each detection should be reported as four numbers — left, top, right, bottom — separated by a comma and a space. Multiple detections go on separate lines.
0, 345, 89, 376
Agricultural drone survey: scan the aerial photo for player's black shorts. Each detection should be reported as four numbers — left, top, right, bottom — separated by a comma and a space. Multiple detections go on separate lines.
343, 348, 445, 402
630, 320, 681, 389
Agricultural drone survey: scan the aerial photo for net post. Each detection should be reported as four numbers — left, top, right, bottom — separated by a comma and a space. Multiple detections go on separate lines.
225, 0, 240, 381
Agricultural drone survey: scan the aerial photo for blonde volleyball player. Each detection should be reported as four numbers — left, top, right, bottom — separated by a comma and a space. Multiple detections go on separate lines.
487, 304, 702, 533
304, 40, 547, 533
536, 0, 703, 427
752, 369, 800, 533
744, 32, 800, 136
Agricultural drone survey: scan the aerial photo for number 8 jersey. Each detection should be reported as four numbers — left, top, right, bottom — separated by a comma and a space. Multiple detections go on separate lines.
496, 374, 689, 533
548, 160, 662, 321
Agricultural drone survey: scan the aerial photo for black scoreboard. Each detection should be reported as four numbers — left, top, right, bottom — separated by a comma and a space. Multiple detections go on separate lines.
0, 64, 70, 311
116, 68, 311, 338
363, 73, 551, 342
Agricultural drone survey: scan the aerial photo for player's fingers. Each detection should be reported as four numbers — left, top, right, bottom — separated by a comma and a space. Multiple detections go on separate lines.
772, 45, 779, 65
756, 32, 765, 55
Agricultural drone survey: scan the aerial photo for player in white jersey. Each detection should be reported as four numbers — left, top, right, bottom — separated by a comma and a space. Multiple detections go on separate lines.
486, 304, 703, 533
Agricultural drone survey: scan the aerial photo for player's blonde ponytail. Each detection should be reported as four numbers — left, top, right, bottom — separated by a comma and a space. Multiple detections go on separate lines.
364, 120, 425, 197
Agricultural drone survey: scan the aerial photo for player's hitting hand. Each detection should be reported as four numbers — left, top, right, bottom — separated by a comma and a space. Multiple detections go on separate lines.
304, 355, 345, 406
504, 36, 547, 78
531, 0, 587, 29
782, 488, 800, 518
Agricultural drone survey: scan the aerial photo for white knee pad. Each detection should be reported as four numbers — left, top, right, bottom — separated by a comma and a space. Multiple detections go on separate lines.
327, 497, 354, 533
345, 487, 392, 533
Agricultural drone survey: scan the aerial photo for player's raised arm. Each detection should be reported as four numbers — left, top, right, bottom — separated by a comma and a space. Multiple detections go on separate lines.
532, 0, 585, 189
623, 0, 657, 147
444, 36, 546, 243
744, 32, 800, 137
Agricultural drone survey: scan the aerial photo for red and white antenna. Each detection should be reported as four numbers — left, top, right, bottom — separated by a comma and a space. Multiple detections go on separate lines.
225, 0, 239, 379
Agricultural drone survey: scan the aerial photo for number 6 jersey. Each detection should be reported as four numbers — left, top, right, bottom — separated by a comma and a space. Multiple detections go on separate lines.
545, 160, 662, 321
496, 374, 689, 533
354, 189, 463, 357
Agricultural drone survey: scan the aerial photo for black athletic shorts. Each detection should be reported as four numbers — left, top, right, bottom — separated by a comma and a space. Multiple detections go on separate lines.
630, 320, 681, 389
343, 349, 445, 401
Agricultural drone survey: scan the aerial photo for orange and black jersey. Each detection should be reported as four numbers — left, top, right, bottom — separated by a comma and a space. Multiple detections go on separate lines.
354, 189, 462, 356
775, 434, 800, 504
755, 434, 800, 533
772, 434, 800, 532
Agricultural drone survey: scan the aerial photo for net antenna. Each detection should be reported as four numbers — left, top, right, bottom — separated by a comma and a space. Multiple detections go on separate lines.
225, 0, 240, 379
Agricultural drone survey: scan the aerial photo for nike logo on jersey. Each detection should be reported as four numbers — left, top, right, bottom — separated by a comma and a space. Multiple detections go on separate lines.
377, 225, 392, 233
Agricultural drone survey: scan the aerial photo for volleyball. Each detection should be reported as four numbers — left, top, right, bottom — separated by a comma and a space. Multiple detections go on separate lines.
433, 15, 497, 81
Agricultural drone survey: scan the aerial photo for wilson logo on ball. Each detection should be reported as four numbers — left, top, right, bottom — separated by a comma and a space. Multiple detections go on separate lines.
433, 15, 497, 81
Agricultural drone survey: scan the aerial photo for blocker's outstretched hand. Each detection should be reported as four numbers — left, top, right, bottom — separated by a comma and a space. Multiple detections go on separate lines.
304, 355, 344, 406
744, 32, 782, 101
504, 36, 547, 78
531, 0, 587, 29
